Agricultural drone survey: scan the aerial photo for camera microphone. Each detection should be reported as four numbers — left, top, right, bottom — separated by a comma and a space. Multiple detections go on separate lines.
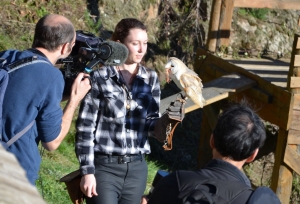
79, 41, 129, 73
101, 41, 129, 66
59, 30, 129, 96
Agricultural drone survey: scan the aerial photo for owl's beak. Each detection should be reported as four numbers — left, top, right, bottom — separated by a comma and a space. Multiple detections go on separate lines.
165, 68, 171, 83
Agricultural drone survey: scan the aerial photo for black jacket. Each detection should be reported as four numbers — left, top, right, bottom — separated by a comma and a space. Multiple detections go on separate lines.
148, 159, 279, 204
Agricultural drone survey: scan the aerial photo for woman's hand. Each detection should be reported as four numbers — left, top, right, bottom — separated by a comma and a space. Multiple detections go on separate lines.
140, 195, 148, 204
80, 174, 98, 198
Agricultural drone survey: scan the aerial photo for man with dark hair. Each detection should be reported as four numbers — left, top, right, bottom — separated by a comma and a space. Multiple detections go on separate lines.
0, 14, 91, 185
145, 103, 280, 204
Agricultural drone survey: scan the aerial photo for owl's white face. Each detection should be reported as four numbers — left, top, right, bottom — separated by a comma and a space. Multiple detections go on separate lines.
165, 58, 179, 82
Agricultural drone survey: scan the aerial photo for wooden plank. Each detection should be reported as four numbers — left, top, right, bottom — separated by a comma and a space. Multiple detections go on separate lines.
294, 94, 300, 110
218, 0, 234, 47
287, 34, 300, 93
271, 129, 293, 204
198, 103, 221, 168
289, 76, 300, 88
229, 91, 292, 130
274, 165, 293, 204
287, 129, 300, 144
297, 37, 300, 49
294, 55, 300, 67
292, 68, 300, 78
196, 48, 291, 104
195, 49, 293, 129
284, 145, 300, 175
234, 0, 300, 9
199, 50, 292, 104
206, 0, 222, 52
289, 109, 300, 131
159, 73, 256, 114
223, 57, 290, 88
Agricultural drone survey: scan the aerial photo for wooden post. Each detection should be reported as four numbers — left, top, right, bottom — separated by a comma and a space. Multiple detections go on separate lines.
206, 0, 222, 53
271, 129, 293, 204
197, 102, 221, 168
287, 34, 300, 93
271, 33, 300, 203
218, 0, 234, 49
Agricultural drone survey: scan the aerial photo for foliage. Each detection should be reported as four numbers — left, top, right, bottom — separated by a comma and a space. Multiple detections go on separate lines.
238, 8, 269, 20
292, 173, 300, 203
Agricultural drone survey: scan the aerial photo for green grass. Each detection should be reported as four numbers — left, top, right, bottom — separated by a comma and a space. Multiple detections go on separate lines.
237, 8, 269, 20
37, 143, 162, 204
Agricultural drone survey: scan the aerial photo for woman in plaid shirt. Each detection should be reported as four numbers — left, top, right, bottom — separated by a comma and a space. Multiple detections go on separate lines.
75, 18, 161, 204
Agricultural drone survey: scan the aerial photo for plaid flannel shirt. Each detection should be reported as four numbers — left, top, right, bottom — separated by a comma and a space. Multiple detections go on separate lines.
75, 65, 161, 175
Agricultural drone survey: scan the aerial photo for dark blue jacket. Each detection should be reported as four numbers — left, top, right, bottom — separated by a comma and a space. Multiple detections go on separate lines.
148, 159, 281, 204
1, 49, 64, 184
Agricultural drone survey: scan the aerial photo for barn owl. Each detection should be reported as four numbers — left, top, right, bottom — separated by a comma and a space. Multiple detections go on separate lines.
165, 57, 206, 108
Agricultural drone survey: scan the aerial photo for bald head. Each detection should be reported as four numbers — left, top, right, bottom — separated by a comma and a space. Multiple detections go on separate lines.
32, 14, 75, 52
43, 14, 73, 27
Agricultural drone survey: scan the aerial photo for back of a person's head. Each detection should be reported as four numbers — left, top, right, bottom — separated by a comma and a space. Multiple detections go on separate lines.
32, 14, 75, 52
212, 102, 266, 161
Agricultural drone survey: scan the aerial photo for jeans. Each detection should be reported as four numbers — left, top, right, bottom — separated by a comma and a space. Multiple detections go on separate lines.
86, 154, 148, 204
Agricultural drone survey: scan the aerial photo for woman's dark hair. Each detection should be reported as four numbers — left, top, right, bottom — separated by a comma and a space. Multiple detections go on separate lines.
111, 18, 147, 43
32, 14, 75, 51
212, 102, 266, 161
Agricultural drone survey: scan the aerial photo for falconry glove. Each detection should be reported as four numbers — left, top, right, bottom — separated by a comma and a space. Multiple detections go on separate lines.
154, 93, 186, 150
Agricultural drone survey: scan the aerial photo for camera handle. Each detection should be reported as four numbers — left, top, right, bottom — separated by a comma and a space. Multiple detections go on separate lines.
84, 58, 105, 74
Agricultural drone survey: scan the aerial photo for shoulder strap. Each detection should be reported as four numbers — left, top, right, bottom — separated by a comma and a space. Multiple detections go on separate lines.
1, 55, 50, 149
2, 120, 35, 150
7, 56, 50, 73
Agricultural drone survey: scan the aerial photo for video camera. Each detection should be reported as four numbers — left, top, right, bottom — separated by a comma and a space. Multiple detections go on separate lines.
57, 30, 128, 96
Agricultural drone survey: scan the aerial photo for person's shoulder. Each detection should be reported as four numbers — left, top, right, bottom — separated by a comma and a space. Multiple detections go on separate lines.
247, 187, 281, 204
90, 65, 115, 78
0, 49, 23, 63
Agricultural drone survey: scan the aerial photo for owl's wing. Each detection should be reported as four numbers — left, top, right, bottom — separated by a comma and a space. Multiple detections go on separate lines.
179, 73, 205, 108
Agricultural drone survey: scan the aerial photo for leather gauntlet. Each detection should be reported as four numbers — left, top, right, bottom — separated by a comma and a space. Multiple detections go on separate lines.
154, 94, 186, 150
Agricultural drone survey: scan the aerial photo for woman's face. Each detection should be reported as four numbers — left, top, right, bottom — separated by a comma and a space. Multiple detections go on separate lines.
122, 28, 148, 64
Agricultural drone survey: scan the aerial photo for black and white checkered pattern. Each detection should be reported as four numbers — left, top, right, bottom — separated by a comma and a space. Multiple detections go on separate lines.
76, 64, 161, 175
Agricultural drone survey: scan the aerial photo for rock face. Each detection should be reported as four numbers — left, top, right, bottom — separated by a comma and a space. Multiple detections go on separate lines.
229, 9, 300, 58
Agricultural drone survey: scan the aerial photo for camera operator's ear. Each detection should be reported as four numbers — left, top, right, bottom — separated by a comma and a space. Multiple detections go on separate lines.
61, 43, 69, 55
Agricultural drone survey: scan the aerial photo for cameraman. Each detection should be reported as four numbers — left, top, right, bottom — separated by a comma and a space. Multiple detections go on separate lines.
0, 14, 91, 185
